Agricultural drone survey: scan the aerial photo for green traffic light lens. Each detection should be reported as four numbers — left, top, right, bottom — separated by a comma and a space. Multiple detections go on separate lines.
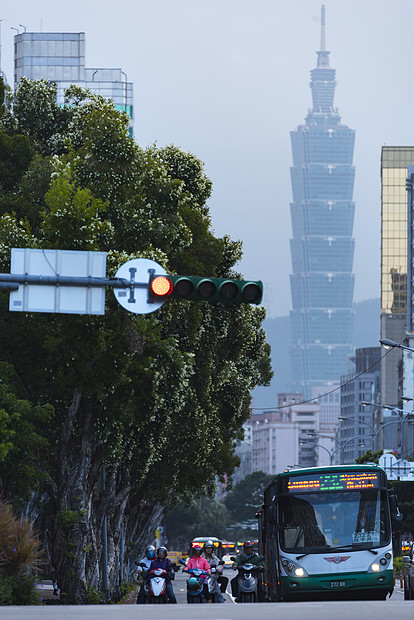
220, 281, 239, 300
198, 280, 217, 299
242, 283, 262, 303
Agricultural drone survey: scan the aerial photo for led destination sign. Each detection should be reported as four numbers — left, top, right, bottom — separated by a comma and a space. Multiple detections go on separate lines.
286, 471, 381, 493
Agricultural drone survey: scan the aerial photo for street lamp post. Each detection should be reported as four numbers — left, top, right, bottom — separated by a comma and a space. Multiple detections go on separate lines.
379, 338, 414, 458
300, 436, 368, 465
380, 338, 414, 353
382, 405, 414, 459
361, 397, 414, 457
300, 440, 335, 465
338, 415, 375, 452
305, 431, 342, 464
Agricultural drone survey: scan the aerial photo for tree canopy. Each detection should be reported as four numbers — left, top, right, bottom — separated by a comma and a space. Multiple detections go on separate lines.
224, 471, 274, 523
0, 77, 272, 602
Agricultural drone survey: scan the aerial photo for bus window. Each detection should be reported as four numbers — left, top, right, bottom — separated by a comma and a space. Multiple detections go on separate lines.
280, 490, 390, 553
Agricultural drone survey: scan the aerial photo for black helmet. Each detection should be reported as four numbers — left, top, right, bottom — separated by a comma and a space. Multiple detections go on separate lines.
157, 546, 168, 559
243, 541, 254, 553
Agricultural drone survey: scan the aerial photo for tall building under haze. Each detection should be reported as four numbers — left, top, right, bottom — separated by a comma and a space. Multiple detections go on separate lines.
289, 5, 355, 398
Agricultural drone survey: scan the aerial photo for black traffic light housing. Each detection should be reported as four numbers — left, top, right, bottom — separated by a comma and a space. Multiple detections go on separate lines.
148, 274, 263, 305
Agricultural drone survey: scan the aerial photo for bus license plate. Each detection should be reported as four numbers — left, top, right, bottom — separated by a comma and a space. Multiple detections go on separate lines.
330, 581, 346, 588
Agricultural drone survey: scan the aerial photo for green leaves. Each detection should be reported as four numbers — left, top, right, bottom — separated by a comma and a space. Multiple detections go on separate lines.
42, 164, 114, 250
225, 471, 275, 522
0, 368, 54, 506
0, 77, 272, 524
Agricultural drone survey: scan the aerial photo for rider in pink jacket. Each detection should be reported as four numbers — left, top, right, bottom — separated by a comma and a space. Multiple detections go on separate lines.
183, 543, 211, 575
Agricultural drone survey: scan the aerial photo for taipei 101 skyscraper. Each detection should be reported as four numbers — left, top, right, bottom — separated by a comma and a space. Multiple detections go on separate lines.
289, 5, 355, 397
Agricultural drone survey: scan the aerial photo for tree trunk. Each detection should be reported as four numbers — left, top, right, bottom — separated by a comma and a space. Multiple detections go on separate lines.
34, 389, 164, 604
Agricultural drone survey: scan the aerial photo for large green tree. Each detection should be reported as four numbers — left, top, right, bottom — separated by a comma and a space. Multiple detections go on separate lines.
0, 78, 272, 603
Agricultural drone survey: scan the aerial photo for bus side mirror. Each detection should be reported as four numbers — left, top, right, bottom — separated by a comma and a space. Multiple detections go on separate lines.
389, 492, 403, 521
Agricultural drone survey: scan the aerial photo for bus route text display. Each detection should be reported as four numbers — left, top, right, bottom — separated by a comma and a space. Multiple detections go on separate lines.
285, 471, 382, 493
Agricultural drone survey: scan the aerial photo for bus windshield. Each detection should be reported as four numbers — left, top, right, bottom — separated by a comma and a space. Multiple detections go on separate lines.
279, 489, 390, 553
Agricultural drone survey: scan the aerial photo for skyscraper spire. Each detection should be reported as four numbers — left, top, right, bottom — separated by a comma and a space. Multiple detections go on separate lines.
320, 4, 326, 52
317, 4, 330, 68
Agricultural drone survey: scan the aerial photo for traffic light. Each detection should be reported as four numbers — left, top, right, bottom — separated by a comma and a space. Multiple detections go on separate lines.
148, 274, 263, 305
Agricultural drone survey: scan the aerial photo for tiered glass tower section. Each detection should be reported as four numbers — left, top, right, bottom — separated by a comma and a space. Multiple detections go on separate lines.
289, 5, 355, 398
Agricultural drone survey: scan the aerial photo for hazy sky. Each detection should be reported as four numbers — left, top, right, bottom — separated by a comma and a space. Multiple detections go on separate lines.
2, 1, 413, 317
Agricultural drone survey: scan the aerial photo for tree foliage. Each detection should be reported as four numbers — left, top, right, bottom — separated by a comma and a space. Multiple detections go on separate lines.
0, 499, 42, 605
388, 481, 414, 549
0, 77, 272, 602
164, 495, 230, 549
355, 449, 383, 465
224, 471, 274, 522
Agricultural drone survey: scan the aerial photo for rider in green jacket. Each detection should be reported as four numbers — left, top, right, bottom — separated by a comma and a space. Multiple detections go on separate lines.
231, 541, 265, 602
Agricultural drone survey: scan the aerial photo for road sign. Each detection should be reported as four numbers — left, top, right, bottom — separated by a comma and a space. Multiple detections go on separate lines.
379, 454, 413, 479
379, 454, 397, 470
9, 248, 107, 314
113, 258, 166, 314
394, 459, 413, 475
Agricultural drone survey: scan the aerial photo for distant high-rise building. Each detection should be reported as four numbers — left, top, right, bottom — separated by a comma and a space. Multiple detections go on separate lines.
250, 399, 320, 474
380, 148, 414, 407
14, 32, 133, 134
289, 5, 355, 398
339, 347, 381, 464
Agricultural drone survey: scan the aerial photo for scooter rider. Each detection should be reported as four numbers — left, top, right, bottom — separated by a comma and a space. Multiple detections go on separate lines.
183, 542, 211, 602
148, 546, 177, 603
203, 541, 226, 603
231, 541, 265, 602
135, 545, 155, 604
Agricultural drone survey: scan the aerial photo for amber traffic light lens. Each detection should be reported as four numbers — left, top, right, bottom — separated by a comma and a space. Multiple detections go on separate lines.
175, 279, 195, 298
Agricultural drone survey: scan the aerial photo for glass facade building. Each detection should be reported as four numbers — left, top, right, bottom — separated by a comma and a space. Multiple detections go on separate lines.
289, 6, 355, 397
14, 32, 133, 133
380, 147, 414, 406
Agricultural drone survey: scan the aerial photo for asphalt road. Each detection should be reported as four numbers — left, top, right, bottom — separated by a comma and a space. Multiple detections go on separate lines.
1, 572, 411, 619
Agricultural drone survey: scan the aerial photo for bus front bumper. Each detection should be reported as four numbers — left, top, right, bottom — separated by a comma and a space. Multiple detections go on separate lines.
281, 569, 393, 600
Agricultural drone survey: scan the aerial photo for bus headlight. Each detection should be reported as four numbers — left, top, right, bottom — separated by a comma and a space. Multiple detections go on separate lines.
281, 557, 309, 578
368, 555, 391, 573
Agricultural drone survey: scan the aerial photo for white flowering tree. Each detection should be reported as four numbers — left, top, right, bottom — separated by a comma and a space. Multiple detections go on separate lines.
0, 78, 272, 603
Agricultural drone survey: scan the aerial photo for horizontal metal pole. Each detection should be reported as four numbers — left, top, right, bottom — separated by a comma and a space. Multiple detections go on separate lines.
0, 282, 19, 290
0, 273, 148, 289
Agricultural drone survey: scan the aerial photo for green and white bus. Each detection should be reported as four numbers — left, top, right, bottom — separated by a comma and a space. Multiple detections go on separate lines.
258, 465, 401, 601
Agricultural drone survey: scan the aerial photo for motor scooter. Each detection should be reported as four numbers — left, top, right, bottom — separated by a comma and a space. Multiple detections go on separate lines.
181, 559, 208, 603
206, 561, 225, 603
147, 568, 168, 603
232, 556, 265, 603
